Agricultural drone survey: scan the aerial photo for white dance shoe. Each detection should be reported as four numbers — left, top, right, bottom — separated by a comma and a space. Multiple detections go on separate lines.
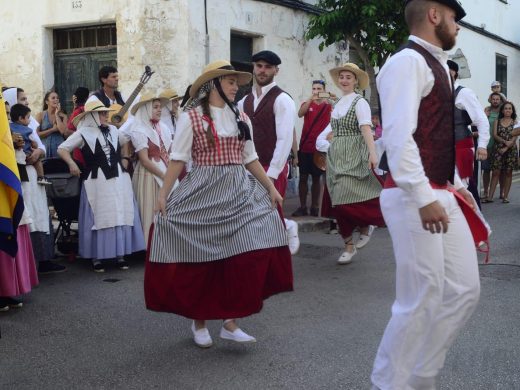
191, 322, 213, 348
220, 327, 257, 343
337, 247, 357, 264
285, 219, 300, 255
355, 225, 375, 249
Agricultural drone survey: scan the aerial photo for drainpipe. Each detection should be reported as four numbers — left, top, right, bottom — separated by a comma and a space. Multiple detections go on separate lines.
204, 0, 209, 64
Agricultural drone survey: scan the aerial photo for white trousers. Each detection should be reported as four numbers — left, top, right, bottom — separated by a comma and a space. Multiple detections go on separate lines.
371, 188, 480, 390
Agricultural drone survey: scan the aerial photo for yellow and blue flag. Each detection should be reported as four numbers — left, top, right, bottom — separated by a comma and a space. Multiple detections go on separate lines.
0, 86, 24, 257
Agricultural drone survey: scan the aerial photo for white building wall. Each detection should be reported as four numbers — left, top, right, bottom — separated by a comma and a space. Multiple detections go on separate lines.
450, 0, 520, 107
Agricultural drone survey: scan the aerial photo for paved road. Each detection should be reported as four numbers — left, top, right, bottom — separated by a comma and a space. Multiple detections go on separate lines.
1, 182, 520, 389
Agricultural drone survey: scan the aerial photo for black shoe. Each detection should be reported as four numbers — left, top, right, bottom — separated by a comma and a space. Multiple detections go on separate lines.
0, 298, 10, 312
5, 297, 23, 308
310, 207, 319, 217
92, 261, 105, 273
38, 261, 66, 274
292, 207, 308, 217
117, 259, 129, 270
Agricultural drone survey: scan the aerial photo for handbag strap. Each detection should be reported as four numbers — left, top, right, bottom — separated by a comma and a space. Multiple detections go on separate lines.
300, 103, 329, 147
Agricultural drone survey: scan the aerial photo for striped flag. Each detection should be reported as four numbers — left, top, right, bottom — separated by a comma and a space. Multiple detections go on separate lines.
0, 86, 24, 257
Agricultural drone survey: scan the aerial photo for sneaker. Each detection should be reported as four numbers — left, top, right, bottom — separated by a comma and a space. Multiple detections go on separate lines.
220, 326, 256, 343
117, 259, 130, 270
191, 322, 213, 348
337, 247, 357, 264
285, 219, 300, 255
356, 225, 375, 249
92, 261, 105, 273
38, 261, 67, 274
37, 177, 52, 186
291, 207, 308, 217
310, 207, 319, 217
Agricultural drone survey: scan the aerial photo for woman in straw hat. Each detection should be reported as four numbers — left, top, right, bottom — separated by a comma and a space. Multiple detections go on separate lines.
129, 91, 173, 246
315, 63, 385, 265
145, 60, 293, 348
58, 99, 146, 272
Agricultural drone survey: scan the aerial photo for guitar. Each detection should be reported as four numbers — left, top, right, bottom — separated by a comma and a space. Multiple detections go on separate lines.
109, 65, 155, 126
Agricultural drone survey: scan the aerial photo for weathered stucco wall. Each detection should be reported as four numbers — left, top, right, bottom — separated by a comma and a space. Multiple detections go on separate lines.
1, 0, 347, 135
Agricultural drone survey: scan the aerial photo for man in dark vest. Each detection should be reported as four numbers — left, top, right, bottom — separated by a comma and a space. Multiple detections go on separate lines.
238, 50, 299, 254
371, 1, 480, 389
92, 66, 125, 108
447, 59, 489, 209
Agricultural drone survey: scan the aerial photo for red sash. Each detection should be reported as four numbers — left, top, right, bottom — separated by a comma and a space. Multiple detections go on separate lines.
384, 173, 490, 263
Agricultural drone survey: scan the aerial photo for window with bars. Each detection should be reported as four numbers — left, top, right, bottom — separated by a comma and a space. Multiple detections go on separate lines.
54, 25, 116, 51
495, 54, 508, 96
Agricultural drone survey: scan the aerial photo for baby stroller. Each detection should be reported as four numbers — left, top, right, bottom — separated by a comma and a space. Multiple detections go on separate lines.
43, 158, 82, 261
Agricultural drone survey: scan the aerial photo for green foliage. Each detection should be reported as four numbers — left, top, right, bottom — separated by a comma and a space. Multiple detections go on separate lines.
306, 0, 409, 69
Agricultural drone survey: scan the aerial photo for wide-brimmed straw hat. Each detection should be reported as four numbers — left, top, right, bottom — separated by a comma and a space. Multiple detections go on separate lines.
329, 63, 369, 91
159, 88, 183, 101
189, 60, 252, 98
130, 91, 169, 115
72, 99, 115, 127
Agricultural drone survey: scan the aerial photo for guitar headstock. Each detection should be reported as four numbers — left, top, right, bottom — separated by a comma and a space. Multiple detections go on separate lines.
140, 66, 155, 84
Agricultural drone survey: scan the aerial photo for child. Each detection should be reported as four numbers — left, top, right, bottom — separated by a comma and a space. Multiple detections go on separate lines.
10, 104, 50, 185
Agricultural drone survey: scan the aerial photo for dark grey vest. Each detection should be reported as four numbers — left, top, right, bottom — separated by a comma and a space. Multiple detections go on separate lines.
454, 85, 473, 141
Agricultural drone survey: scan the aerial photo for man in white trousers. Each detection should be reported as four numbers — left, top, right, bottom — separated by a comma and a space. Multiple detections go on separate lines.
371, 1, 480, 389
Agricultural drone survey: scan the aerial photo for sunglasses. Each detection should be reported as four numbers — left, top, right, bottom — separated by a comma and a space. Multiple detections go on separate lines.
312, 80, 326, 86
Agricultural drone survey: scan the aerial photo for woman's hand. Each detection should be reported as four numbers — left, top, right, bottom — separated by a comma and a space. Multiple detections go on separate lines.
269, 187, 283, 209
155, 191, 167, 216
326, 132, 334, 142
368, 150, 378, 169
499, 147, 508, 155
69, 162, 81, 177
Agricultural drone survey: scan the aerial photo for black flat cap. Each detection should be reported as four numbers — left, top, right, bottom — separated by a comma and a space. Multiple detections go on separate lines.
405, 0, 466, 22
251, 50, 282, 65
447, 60, 459, 72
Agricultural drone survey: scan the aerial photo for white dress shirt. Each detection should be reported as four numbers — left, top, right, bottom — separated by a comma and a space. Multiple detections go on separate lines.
315, 92, 372, 152
377, 35, 464, 209
238, 81, 296, 179
454, 81, 490, 149
169, 105, 258, 165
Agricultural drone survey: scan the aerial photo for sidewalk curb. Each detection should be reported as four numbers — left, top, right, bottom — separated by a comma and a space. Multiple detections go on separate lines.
286, 217, 330, 233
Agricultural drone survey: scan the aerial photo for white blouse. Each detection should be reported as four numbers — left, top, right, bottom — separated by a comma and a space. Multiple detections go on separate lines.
315, 92, 372, 152
170, 105, 258, 165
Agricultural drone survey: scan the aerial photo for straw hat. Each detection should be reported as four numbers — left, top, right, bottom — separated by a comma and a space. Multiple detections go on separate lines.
130, 91, 169, 115
329, 63, 369, 90
189, 60, 252, 98
159, 88, 183, 101
72, 99, 115, 127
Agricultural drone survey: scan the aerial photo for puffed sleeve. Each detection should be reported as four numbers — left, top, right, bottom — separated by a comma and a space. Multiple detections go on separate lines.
355, 97, 372, 127
58, 130, 84, 152
169, 111, 193, 162
241, 115, 258, 165
130, 130, 149, 153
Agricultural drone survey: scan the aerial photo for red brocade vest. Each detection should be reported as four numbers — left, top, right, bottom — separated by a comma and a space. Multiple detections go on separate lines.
402, 41, 455, 185
188, 109, 245, 166
243, 86, 284, 166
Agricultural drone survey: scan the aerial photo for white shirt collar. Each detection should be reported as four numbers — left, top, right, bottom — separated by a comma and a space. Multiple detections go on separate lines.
409, 35, 449, 64
253, 81, 277, 99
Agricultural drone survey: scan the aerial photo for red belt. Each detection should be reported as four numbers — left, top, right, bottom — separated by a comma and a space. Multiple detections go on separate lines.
383, 173, 490, 263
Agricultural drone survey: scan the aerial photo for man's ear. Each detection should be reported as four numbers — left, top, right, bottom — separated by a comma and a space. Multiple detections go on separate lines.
427, 6, 441, 26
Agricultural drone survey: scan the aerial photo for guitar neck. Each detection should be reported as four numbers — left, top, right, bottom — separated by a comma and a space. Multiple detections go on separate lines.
116, 82, 146, 116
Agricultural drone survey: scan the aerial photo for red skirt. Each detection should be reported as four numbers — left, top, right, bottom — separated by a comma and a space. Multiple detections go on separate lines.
144, 227, 293, 320
334, 198, 386, 237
